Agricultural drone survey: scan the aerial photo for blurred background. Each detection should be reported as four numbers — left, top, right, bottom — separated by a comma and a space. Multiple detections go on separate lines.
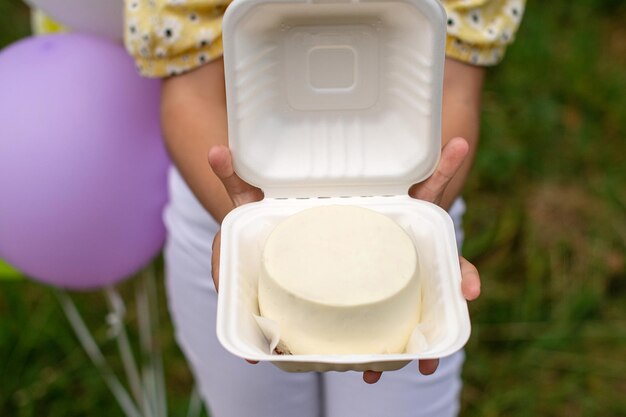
1, 0, 625, 416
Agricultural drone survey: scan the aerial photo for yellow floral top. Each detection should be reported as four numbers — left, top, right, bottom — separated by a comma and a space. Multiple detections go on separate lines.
34, 0, 527, 78
124, 0, 526, 77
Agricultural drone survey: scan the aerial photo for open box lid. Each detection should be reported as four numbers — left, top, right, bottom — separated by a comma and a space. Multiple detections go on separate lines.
222, 0, 447, 198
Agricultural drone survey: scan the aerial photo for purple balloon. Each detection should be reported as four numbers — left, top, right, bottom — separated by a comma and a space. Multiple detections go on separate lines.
0, 34, 170, 290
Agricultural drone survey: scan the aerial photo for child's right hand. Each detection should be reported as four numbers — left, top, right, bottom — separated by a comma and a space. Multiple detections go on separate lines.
208, 145, 263, 291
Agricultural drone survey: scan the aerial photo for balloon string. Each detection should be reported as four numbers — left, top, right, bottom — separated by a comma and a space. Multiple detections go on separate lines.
145, 265, 168, 417
54, 290, 143, 417
136, 267, 166, 417
136, 275, 156, 417
186, 386, 203, 417
104, 286, 146, 416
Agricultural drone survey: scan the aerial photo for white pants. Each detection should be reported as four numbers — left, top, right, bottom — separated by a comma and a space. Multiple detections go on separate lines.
164, 168, 466, 417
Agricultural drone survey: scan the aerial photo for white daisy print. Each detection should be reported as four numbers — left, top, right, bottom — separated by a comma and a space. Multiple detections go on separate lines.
127, 0, 140, 12
470, 48, 480, 64
196, 27, 217, 49
445, 10, 462, 36
506, 0, 525, 23
467, 8, 483, 30
483, 16, 504, 42
126, 17, 140, 41
501, 29, 512, 43
197, 52, 209, 65
139, 46, 150, 58
155, 47, 167, 58
157, 16, 183, 45
166, 64, 186, 76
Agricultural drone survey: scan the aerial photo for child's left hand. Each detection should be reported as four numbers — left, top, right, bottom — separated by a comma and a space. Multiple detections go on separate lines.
363, 136, 481, 384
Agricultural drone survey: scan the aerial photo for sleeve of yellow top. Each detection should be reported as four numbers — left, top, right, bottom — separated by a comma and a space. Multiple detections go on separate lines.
441, 0, 527, 66
124, 0, 232, 78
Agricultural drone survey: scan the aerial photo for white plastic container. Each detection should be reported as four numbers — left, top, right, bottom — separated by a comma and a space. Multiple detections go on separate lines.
217, 0, 471, 372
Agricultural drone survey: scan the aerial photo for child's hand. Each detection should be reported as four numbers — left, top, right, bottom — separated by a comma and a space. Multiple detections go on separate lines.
208, 145, 263, 292
363, 136, 481, 384
408, 137, 480, 306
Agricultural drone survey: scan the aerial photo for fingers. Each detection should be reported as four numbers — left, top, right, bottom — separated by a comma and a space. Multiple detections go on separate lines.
362, 259, 477, 383
213, 231, 260, 370
364, 359, 441, 382
418, 358, 440, 375
208, 144, 236, 181
409, 137, 469, 205
208, 145, 264, 207
362, 370, 382, 384
211, 231, 221, 292
214, 229, 258, 368
460, 256, 481, 301
364, 360, 440, 382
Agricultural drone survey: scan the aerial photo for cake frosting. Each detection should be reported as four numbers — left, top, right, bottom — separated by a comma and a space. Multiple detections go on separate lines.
258, 205, 421, 355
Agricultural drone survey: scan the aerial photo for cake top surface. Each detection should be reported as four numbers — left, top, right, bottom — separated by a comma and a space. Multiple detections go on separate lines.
261, 205, 419, 306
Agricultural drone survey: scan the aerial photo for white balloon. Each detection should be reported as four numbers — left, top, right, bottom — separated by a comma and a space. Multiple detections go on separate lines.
24, 0, 124, 42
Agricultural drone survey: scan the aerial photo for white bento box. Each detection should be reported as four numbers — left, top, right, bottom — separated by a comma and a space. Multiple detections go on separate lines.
216, 0, 471, 373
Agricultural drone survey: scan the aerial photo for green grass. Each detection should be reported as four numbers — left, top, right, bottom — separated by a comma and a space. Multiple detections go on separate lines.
461, 1, 626, 415
0, 0, 31, 46
0, 272, 207, 417
1, 0, 626, 416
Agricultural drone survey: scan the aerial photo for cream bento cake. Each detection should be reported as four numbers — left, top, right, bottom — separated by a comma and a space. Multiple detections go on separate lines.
258, 205, 422, 355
